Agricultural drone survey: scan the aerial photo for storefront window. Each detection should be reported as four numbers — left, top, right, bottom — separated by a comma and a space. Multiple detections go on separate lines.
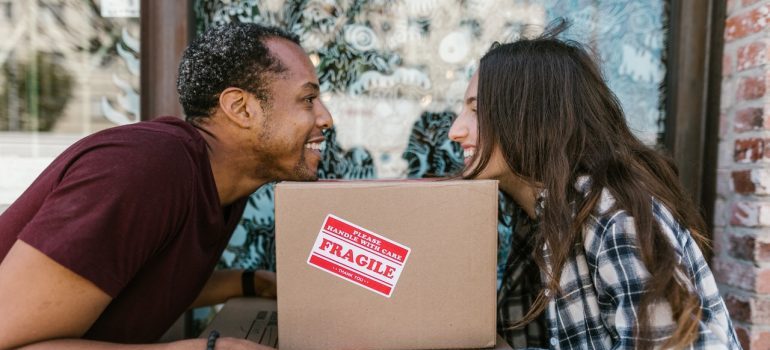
195, 0, 667, 179
0, 0, 139, 210
191, 0, 669, 332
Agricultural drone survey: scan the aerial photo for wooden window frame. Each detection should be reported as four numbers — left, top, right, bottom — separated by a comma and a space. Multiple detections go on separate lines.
664, 0, 726, 242
140, 0, 193, 121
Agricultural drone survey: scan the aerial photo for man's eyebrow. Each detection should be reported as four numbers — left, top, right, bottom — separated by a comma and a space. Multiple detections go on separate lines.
302, 82, 320, 92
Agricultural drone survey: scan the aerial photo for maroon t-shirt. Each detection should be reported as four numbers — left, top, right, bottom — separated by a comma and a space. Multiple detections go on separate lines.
0, 117, 246, 343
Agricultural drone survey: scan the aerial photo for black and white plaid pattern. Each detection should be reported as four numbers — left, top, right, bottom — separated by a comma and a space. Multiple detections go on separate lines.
497, 205, 548, 349
498, 179, 742, 349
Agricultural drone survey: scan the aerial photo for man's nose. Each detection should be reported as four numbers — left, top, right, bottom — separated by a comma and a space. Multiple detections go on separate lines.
317, 103, 333, 130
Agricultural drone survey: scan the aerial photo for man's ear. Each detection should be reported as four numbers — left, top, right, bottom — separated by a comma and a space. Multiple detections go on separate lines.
218, 87, 261, 128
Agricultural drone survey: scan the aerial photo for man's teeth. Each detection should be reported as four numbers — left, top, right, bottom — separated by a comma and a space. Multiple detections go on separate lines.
463, 149, 475, 159
305, 142, 325, 151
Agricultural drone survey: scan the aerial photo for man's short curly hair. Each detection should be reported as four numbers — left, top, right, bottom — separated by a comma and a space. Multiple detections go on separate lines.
176, 23, 300, 124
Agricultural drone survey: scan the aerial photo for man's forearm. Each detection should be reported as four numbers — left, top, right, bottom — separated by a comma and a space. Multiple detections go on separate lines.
191, 269, 243, 309
14, 338, 204, 350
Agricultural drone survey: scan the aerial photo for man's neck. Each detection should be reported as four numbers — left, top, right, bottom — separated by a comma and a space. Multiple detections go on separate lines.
197, 126, 269, 206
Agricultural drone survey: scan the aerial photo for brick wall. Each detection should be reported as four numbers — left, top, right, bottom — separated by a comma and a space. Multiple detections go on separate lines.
717, 1, 770, 349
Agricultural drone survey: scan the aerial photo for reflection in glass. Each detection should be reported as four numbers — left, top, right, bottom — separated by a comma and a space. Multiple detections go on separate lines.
0, 0, 140, 207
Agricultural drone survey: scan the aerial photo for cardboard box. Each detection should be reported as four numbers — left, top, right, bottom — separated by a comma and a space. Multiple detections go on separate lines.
275, 180, 499, 350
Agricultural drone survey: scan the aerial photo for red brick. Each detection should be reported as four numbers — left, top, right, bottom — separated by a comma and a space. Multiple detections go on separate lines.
735, 325, 751, 350
725, 229, 770, 263
737, 76, 767, 101
713, 258, 770, 293
754, 332, 770, 350
728, 231, 757, 258
735, 138, 767, 162
735, 324, 770, 350
726, 294, 752, 323
734, 324, 770, 350
744, 0, 762, 7
713, 258, 753, 289
725, 54, 734, 77
726, 5, 770, 41
734, 170, 757, 194
724, 294, 751, 323
738, 42, 767, 71
759, 268, 770, 293
724, 292, 770, 323
735, 108, 766, 132
760, 240, 770, 261
732, 203, 753, 227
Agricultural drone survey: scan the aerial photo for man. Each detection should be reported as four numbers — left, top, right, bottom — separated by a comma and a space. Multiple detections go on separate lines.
0, 23, 331, 349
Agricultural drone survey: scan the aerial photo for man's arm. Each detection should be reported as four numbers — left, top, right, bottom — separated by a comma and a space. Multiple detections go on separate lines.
0, 241, 271, 350
0, 240, 110, 349
17, 338, 270, 350
191, 269, 276, 309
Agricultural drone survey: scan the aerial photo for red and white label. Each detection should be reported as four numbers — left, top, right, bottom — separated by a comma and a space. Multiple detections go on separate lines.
307, 214, 411, 298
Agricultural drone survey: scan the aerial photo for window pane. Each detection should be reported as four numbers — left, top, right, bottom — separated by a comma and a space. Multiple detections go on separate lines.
195, 0, 667, 179
0, 0, 140, 209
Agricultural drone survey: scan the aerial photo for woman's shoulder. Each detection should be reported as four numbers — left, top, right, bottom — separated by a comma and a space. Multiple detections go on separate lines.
582, 193, 692, 259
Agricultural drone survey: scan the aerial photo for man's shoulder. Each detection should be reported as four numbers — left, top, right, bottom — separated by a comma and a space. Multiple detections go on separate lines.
47, 117, 207, 188
71, 117, 205, 161
91, 117, 199, 144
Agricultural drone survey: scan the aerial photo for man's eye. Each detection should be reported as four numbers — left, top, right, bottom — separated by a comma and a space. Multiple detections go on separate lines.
304, 96, 316, 104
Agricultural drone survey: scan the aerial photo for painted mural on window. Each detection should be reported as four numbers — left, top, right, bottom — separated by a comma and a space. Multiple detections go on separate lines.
193, 0, 668, 329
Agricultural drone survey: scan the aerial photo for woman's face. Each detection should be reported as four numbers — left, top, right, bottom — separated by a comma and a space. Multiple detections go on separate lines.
448, 72, 510, 180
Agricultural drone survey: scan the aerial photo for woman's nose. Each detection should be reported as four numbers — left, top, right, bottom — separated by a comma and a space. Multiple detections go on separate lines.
448, 117, 467, 142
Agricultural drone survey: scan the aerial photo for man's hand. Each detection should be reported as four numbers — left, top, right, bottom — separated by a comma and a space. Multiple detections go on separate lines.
14, 337, 274, 349
191, 269, 276, 308
252, 270, 276, 298
207, 337, 276, 350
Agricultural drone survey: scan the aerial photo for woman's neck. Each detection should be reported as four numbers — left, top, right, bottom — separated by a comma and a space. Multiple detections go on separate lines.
498, 174, 540, 220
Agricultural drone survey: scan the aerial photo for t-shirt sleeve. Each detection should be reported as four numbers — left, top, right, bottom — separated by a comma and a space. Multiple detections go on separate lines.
18, 132, 194, 297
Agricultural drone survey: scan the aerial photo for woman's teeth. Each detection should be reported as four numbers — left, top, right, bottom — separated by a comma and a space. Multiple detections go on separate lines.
463, 149, 474, 159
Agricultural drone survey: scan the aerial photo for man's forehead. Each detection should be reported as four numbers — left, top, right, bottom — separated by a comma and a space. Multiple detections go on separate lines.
266, 38, 316, 80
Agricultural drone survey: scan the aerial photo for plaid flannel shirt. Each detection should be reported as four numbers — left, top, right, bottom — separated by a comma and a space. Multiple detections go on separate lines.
498, 179, 742, 349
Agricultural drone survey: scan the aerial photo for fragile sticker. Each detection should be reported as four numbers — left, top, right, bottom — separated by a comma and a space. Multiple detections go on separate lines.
307, 214, 411, 298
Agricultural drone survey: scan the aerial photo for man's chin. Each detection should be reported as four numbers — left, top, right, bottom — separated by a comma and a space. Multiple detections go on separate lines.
288, 164, 319, 182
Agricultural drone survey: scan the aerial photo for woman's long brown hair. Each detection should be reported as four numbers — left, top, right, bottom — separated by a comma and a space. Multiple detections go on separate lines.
467, 20, 709, 349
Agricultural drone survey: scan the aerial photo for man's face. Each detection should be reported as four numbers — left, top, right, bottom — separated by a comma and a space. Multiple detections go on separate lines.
247, 38, 333, 181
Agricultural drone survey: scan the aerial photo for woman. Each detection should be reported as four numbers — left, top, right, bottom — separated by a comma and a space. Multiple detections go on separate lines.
448, 22, 740, 349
